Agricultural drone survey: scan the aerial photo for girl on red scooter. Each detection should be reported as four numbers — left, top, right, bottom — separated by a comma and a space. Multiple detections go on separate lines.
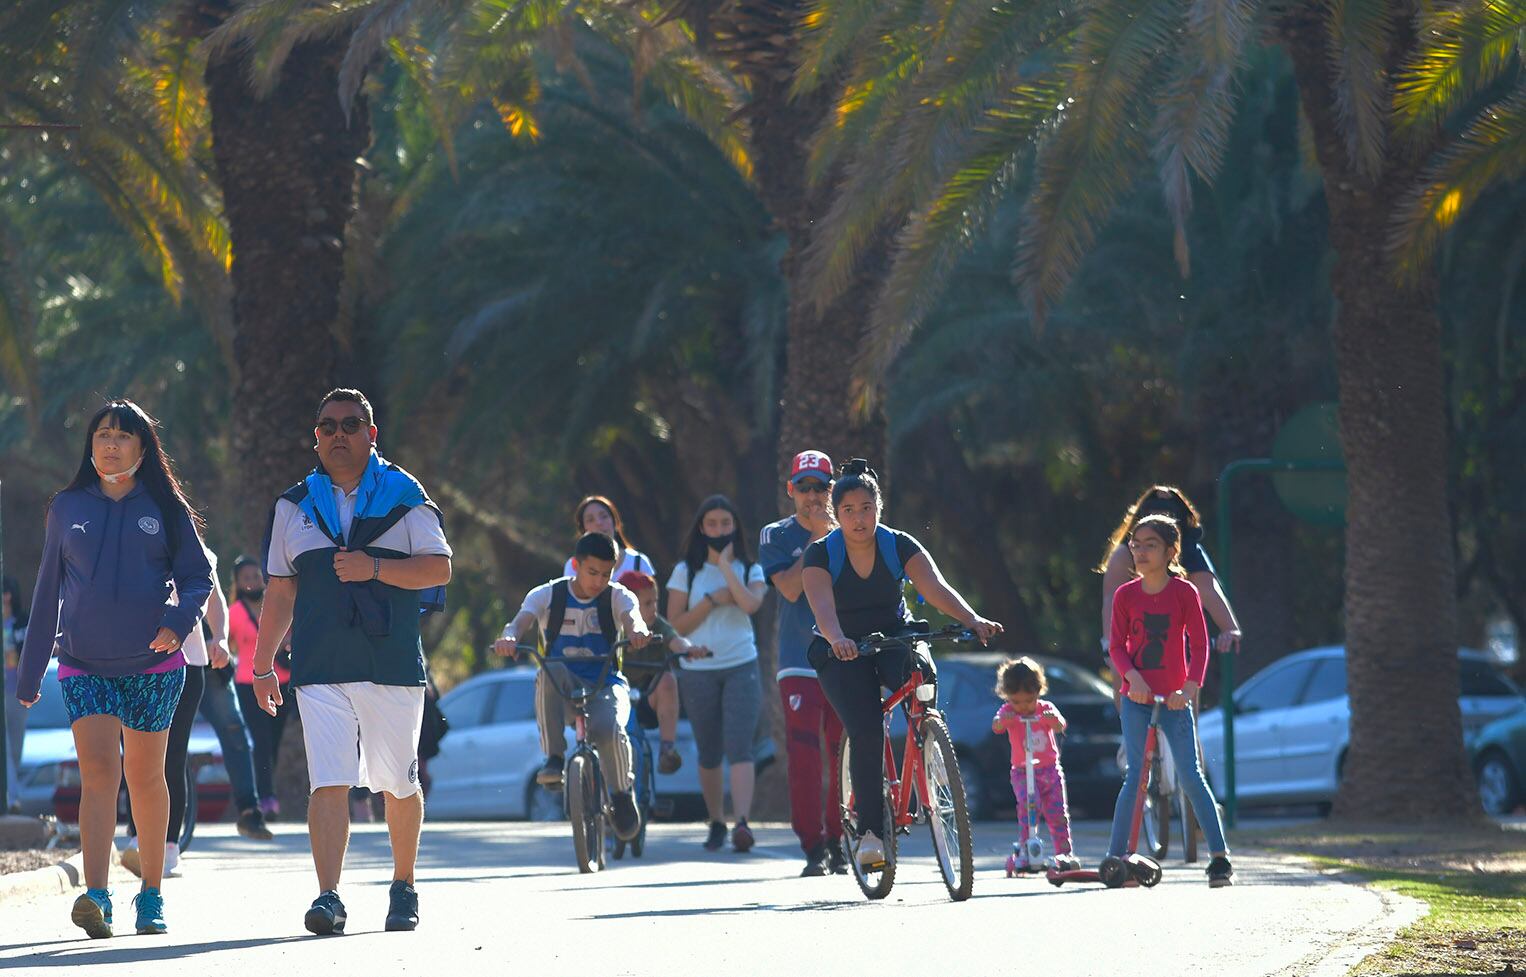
1108, 514, 1234, 887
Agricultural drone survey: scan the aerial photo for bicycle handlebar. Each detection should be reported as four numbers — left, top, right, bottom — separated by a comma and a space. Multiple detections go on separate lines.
854, 625, 978, 656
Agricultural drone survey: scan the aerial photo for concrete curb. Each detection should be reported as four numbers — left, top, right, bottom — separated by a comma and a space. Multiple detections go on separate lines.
1267, 858, 1429, 977
0, 850, 86, 906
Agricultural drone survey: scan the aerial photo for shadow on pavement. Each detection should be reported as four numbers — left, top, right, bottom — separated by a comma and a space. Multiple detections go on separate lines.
13, 934, 317, 966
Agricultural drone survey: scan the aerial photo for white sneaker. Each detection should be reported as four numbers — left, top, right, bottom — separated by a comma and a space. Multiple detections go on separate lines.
164, 842, 180, 877
857, 832, 885, 869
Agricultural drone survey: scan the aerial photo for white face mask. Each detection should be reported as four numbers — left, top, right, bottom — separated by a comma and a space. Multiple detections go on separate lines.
96, 455, 144, 485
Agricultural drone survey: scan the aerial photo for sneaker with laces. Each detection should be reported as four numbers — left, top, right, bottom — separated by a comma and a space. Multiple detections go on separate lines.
536, 755, 565, 789
237, 807, 274, 841
133, 887, 167, 935
800, 844, 829, 877
657, 745, 682, 775
856, 832, 886, 870
612, 791, 642, 841
1207, 855, 1235, 888
304, 890, 348, 935
385, 880, 419, 932
702, 820, 727, 851
827, 839, 849, 875
732, 819, 755, 853
71, 888, 113, 939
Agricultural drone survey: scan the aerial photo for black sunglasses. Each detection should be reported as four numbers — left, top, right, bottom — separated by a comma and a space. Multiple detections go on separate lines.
316, 417, 366, 437
794, 479, 829, 494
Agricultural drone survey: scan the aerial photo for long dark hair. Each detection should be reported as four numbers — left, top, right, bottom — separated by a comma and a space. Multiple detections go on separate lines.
1096, 484, 1201, 573
681, 494, 753, 581
1130, 514, 1188, 579
573, 495, 632, 550
58, 400, 204, 551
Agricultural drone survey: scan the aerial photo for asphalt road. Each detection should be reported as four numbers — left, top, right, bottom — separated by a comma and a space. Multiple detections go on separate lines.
0, 817, 1417, 976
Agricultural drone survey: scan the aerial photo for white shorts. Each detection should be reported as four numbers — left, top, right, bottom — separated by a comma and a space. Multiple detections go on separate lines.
296, 683, 426, 799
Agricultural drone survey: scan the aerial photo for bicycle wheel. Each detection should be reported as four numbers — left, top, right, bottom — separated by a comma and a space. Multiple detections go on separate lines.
566, 753, 602, 873
919, 714, 974, 901
1141, 752, 1170, 860
632, 732, 654, 859
838, 737, 897, 900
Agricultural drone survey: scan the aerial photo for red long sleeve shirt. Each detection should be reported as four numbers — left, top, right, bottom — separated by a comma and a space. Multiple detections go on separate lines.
1109, 577, 1210, 697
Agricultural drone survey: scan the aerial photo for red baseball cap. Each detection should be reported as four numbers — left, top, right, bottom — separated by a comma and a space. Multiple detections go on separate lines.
789, 450, 833, 485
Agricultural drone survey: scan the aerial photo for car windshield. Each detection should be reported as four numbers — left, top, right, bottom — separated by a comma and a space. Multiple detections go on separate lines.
1043, 662, 1113, 698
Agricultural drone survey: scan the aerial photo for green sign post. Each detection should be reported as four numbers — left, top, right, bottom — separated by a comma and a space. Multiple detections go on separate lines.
1215, 403, 1346, 827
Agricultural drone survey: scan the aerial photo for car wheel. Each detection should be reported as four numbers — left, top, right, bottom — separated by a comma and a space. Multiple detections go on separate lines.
955, 752, 990, 821
1476, 751, 1519, 817
527, 782, 565, 822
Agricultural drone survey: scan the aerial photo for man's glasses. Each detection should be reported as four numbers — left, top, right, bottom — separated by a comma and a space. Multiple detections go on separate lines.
317, 417, 366, 437
794, 480, 829, 494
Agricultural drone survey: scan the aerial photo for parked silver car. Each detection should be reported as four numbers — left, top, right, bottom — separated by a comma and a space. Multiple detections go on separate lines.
429, 666, 744, 820
1199, 646, 1522, 809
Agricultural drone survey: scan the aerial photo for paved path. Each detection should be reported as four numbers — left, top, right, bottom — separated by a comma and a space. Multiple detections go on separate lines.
0, 819, 1414, 976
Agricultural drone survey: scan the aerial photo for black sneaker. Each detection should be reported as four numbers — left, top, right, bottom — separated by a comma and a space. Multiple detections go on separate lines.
304, 890, 347, 935
612, 792, 642, 841
385, 880, 419, 932
732, 819, 755, 853
703, 820, 727, 851
236, 807, 274, 841
536, 755, 564, 789
800, 844, 829, 877
827, 839, 849, 875
1207, 855, 1235, 888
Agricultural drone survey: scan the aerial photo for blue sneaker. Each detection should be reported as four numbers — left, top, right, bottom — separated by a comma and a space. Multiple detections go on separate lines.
133, 887, 167, 935
71, 888, 113, 939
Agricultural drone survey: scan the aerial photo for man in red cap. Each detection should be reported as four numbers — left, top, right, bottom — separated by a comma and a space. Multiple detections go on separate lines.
757, 450, 847, 876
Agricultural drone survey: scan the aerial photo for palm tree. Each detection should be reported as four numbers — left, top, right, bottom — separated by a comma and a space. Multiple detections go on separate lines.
798, 0, 1525, 819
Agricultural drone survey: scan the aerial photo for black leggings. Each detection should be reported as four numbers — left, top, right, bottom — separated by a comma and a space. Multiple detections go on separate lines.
808, 634, 935, 839
236, 682, 290, 801
127, 664, 205, 846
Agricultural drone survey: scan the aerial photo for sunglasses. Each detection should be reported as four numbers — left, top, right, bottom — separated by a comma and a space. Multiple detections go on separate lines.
316, 417, 367, 437
794, 479, 829, 494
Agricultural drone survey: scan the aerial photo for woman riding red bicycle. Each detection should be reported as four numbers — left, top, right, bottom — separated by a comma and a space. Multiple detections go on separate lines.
800, 459, 1002, 871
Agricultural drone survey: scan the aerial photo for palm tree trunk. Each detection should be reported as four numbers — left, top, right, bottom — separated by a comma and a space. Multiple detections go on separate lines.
1281, 12, 1476, 820
206, 38, 369, 548
698, 0, 889, 476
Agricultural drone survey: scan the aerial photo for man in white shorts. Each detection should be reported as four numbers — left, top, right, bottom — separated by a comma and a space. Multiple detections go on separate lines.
249, 389, 452, 936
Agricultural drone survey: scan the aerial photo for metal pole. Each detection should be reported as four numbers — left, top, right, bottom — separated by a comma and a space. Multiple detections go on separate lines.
1, 477, 8, 813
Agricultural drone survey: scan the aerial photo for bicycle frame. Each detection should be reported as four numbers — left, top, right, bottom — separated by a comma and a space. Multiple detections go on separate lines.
878, 665, 936, 834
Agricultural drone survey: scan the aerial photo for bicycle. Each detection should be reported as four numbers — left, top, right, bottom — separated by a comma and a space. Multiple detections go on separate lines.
611, 645, 707, 862
523, 638, 660, 874
1137, 701, 1203, 864
835, 625, 979, 902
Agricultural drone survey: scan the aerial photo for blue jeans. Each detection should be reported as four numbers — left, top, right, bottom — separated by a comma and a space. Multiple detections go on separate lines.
1108, 698, 1228, 857
197, 666, 259, 812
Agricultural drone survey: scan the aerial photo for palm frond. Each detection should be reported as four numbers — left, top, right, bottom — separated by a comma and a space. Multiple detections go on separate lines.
1325, 0, 1395, 178
1390, 79, 1526, 273
1016, 0, 1177, 318
793, 0, 914, 95
1394, 0, 1525, 137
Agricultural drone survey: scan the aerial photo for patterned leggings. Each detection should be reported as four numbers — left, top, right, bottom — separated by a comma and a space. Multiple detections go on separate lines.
1010, 761, 1073, 855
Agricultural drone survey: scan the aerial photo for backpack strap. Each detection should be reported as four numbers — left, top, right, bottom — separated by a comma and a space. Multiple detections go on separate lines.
546, 579, 570, 648
876, 526, 904, 582
596, 585, 617, 646
824, 529, 847, 582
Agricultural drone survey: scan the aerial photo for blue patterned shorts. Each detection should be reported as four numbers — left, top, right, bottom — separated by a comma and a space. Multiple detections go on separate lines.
60, 668, 186, 732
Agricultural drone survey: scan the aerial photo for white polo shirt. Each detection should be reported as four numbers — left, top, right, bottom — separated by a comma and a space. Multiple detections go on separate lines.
266, 483, 452, 576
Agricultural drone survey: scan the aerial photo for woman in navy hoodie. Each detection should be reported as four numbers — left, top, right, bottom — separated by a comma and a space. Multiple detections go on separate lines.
15, 400, 213, 939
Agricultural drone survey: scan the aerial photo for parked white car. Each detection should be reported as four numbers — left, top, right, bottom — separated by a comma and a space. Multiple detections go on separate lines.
428, 666, 731, 820
1199, 646, 1523, 808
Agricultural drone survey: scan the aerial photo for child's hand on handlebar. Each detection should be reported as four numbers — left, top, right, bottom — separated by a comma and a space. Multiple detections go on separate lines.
629, 631, 653, 650
494, 635, 520, 659
680, 641, 712, 660
1166, 690, 1189, 710
1125, 673, 1153, 705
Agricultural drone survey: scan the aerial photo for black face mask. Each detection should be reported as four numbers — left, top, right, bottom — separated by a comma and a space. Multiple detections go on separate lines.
239, 587, 265, 601
705, 535, 732, 553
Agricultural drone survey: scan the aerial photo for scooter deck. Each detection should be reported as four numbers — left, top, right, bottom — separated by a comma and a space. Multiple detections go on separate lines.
1045, 868, 1141, 888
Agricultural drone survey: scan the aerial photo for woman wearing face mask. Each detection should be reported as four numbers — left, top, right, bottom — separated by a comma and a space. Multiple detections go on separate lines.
666, 495, 767, 853
229, 555, 291, 820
